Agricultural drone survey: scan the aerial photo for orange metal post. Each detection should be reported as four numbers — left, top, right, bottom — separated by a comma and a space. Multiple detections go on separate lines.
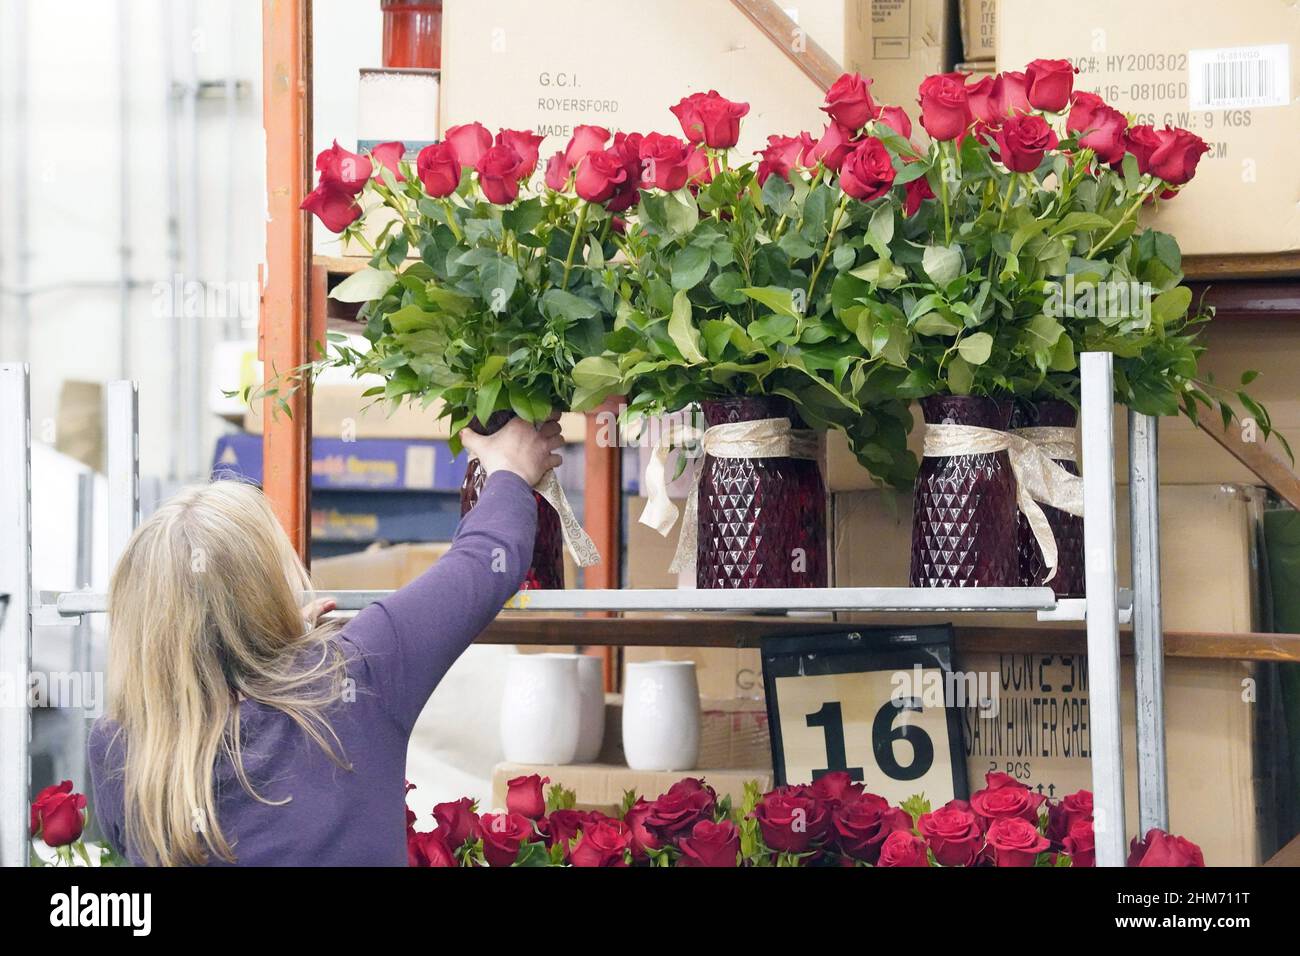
584, 400, 622, 690
260, 0, 314, 561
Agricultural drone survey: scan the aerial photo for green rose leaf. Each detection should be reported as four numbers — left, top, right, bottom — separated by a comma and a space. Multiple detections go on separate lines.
739, 286, 803, 320
671, 245, 712, 290
921, 245, 963, 287
957, 331, 993, 365
330, 267, 398, 303
667, 290, 707, 364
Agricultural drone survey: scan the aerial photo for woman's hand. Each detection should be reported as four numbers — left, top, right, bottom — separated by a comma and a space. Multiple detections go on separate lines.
301, 597, 337, 627
460, 415, 564, 487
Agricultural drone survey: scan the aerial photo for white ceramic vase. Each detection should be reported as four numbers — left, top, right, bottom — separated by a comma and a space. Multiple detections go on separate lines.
499, 653, 580, 765
622, 660, 700, 771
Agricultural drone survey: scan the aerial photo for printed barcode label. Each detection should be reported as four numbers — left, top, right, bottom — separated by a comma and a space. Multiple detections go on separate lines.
1188, 44, 1290, 109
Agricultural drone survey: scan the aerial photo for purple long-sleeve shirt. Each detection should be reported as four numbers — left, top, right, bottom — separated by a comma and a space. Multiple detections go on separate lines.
87, 470, 537, 866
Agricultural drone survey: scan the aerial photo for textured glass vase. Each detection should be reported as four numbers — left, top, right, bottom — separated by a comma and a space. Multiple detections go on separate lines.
1012, 399, 1084, 598
696, 396, 827, 589
909, 396, 1019, 588
459, 411, 564, 590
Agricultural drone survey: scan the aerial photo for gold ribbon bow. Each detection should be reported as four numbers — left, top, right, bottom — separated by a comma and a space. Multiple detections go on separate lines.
639, 417, 820, 575
922, 423, 1083, 582
470, 459, 601, 568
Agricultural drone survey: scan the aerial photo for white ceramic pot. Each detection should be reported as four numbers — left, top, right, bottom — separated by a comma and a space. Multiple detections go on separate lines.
535, 653, 605, 763
622, 660, 700, 771
499, 653, 580, 765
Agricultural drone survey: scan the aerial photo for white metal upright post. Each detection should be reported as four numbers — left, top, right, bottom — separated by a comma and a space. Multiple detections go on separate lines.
106, 381, 140, 568
0, 365, 34, 867
1129, 410, 1168, 833
1080, 352, 1126, 866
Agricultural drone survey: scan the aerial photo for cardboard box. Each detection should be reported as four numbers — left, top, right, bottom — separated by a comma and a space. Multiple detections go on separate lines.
213, 432, 470, 492
959, 0, 996, 61
490, 762, 771, 815
598, 695, 772, 769
310, 541, 452, 590
999, 0, 1300, 257
959, 652, 1259, 866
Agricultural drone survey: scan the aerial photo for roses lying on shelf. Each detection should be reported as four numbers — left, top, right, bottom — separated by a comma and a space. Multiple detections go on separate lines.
404, 772, 1205, 868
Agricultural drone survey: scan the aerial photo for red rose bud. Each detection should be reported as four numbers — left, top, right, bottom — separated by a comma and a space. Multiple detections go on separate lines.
969, 771, 1046, 828
918, 73, 972, 142
623, 798, 662, 860
505, 773, 549, 820
1128, 828, 1206, 867
808, 770, 864, 804
918, 802, 984, 867
1148, 126, 1210, 186
751, 793, 828, 854
839, 136, 897, 201
603, 131, 646, 213
412, 829, 457, 867
638, 132, 693, 191
807, 122, 855, 172
1121, 124, 1163, 175
686, 146, 713, 186
830, 792, 896, 863
755, 133, 807, 185
986, 817, 1051, 867
993, 113, 1059, 173
876, 829, 930, 867
670, 90, 750, 148
416, 142, 461, 197
1066, 93, 1128, 165
1025, 58, 1076, 112
369, 141, 406, 181
546, 809, 599, 860
476, 144, 525, 204
575, 147, 630, 205
904, 165, 935, 218
496, 128, 545, 179
431, 796, 479, 849
569, 818, 632, 867
301, 184, 361, 233
677, 819, 741, 867
823, 72, 878, 131
475, 812, 537, 867
874, 105, 912, 139
966, 75, 1000, 127
444, 122, 493, 169
565, 124, 612, 167
314, 140, 371, 195
991, 71, 1030, 119
29, 781, 86, 847
544, 151, 571, 191
645, 778, 716, 838
1063, 818, 1096, 867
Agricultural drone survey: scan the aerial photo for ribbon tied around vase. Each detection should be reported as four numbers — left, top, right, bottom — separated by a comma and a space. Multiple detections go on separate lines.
468, 457, 601, 568
638, 416, 820, 575
922, 423, 1083, 582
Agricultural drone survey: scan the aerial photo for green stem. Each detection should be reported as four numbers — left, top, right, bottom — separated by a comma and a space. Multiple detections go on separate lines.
938, 143, 953, 246
1087, 187, 1152, 258
806, 195, 851, 301
996, 175, 1017, 231
561, 201, 590, 290
441, 198, 464, 242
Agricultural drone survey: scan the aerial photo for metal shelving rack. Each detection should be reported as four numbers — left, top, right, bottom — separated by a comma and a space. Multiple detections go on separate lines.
1, 352, 1169, 867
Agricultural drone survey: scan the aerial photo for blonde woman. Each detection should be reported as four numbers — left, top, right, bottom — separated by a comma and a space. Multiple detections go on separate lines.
88, 418, 563, 866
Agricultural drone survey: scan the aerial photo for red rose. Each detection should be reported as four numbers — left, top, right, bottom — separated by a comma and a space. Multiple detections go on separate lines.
751, 792, 828, 854
967, 75, 1000, 127
755, 133, 807, 185
1121, 124, 1163, 174
565, 124, 612, 167
1067, 94, 1128, 165
670, 91, 750, 148
407, 828, 427, 867
495, 129, 545, 179
505, 773, 549, 820
1128, 829, 1205, 867
969, 772, 1046, 828
475, 144, 524, 204
30, 781, 87, 846
545, 809, 598, 859
823, 72, 878, 131
875, 105, 912, 139
574, 147, 630, 205
809, 770, 864, 804
993, 113, 1059, 172
677, 819, 740, 867
986, 817, 1051, 867
877, 829, 930, 867
686, 146, 713, 186
806, 122, 855, 172
623, 798, 662, 860
992, 71, 1030, 119
314, 140, 371, 194
570, 818, 632, 867
1025, 58, 1076, 112
476, 812, 537, 867
416, 142, 461, 197
444, 122, 493, 169
411, 829, 457, 867
831, 792, 899, 863
369, 141, 406, 182
638, 132, 692, 191
645, 778, 716, 838
903, 163, 935, 217
1063, 818, 1095, 867
544, 151, 570, 191
840, 137, 896, 201
918, 802, 984, 867
301, 184, 361, 233
432, 797, 479, 849
604, 131, 645, 213
918, 74, 972, 142
1148, 127, 1210, 186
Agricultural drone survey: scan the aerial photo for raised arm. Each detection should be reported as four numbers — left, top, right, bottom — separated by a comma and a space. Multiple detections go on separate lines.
342, 416, 563, 731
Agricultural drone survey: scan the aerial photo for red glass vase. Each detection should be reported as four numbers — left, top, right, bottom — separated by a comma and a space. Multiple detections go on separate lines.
1012, 399, 1084, 598
696, 396, 827, 589
909, 396, 1019, 588
381, 0, 443, 70
459, 412, 564, 590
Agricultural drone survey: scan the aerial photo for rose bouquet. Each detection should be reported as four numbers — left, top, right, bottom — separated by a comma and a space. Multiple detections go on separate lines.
404, 772, 1205, 868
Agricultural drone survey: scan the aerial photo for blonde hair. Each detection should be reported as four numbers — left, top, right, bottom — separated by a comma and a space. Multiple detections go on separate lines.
106, 480, 350, 866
